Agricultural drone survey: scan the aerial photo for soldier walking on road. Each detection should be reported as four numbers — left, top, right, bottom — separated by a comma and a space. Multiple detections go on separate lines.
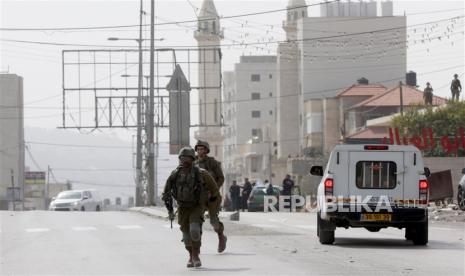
194, 140, 227, 253
423, 82, 433, 105
451, 74, 462, 101
162, 147, 220, 268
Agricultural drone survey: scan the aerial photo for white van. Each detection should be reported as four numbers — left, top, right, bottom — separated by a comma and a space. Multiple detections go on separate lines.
311, 145, 430, 245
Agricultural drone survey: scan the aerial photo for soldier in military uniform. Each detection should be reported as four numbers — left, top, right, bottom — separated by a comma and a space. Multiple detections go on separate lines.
194, 140, 227, 253
451, 74, 462, 101
162, 147, 220, 268
423, 82, 433, 105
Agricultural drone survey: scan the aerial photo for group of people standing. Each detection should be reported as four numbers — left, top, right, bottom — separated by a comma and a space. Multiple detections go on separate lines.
423, 73, 462, 105
228, 178, 253, 211
228, 174, 295, 211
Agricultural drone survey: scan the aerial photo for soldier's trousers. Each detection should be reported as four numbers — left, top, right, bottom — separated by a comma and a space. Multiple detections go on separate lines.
452, 90, 460, 101
206, 195, 224, 234
178, 205, 204, 249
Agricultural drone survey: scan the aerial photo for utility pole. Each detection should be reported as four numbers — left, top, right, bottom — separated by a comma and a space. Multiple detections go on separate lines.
46, 166, 50, 209
147, 0, 156, 205
135, 0, 144, 207
399, 81, 404, 116
10, 169, 15, 211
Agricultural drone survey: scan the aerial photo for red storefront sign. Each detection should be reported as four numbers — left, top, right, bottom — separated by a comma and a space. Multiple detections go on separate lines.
382, 127, 465, 154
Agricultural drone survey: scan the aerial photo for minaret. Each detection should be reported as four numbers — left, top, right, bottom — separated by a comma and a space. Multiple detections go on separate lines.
194, 0, 224, 161
277, 0, 308, 159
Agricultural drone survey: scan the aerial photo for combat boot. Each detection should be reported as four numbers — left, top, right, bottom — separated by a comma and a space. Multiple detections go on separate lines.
191, 248, 202, 267
186, 247, 194, 268
218, 233, 227, 253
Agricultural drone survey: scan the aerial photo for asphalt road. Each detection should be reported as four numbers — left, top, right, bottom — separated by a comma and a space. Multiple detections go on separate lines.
1, 210, 464, 275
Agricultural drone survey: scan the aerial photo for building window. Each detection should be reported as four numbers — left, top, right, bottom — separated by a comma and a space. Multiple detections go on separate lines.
251, 128, 263, 141
251, 111, 261, 118
250, 157, 258, 173
251, 74, 260, 82
306, 113, 322, 134
251, 92, 260, 100
269, 110, 273, 115
269, 74, 272, 79
269, 92, 273, 97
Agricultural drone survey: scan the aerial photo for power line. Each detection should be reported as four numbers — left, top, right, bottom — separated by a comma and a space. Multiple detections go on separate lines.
26, 141, 133, 149
0, 0, 337, 32
2, 15, 462, 49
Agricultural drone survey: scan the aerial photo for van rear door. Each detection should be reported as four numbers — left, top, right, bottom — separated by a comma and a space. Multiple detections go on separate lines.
348, 151, 404, 203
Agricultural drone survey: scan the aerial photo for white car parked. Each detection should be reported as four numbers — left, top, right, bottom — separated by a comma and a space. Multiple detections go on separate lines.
311, 144, 430, 245
49, 190, 102, 211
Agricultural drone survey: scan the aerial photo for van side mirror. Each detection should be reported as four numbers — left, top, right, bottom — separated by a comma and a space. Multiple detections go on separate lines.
310, 166, 324, 176
51, 197, 56, 201
424, 167, 431, 178
462, 168, 465, 174
83, 196, 89, 200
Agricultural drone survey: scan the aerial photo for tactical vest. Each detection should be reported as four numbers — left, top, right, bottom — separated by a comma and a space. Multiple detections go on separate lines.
169, 166, 205, 208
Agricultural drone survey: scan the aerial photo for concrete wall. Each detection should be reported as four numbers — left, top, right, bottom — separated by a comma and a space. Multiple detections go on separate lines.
323, 98, 340, 153
424, 157, 465, 200
0, 74, 24, 210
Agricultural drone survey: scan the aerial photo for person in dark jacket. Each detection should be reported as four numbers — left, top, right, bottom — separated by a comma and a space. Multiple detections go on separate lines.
229, 180, 241, 211
281, 174, 295, 196
241, 178, 252, 211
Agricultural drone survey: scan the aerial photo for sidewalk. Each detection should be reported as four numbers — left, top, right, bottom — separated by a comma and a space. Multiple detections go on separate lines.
129, 206, 233, 220
129, 206, 169, 220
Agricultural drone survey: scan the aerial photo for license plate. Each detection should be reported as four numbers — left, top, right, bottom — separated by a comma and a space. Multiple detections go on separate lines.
361, 213, 392, 221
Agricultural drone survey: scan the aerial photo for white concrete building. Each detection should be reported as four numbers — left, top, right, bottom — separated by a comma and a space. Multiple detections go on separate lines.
222, 56, 280, 184
297, 2, 406, 152
194, 0, 224, 161
0, 74, 25, 210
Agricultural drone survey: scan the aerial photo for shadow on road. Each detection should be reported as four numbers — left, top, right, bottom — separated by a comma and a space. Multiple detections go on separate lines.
334, 238, 465, 250
203, 252, 256, 256
191, 267, 250, 272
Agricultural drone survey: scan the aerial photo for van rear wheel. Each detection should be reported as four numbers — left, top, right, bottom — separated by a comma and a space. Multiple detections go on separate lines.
405, 227, 413, 240
317, 213, 335, 244
412, 221, 428, 245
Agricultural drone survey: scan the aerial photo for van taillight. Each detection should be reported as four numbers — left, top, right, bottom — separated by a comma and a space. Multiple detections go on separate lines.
419, 180, 429, 204
364, 145, 389, 150
324, 178, 334, 198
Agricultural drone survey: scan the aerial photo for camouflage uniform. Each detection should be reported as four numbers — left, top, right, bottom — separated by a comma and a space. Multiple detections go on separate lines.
162, 147, 219, 267
194, 140, 227, 252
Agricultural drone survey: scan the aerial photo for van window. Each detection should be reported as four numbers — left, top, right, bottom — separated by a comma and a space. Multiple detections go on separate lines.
356, 161, 397, 189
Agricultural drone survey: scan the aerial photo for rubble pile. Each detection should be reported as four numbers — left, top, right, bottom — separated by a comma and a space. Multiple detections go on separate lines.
428, 204, 465, 222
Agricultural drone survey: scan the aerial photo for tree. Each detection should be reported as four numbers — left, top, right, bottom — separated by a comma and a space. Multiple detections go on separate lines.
390, 101, 465, 157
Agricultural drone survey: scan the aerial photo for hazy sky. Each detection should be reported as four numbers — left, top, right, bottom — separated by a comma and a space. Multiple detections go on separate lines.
1, 0, 464, 199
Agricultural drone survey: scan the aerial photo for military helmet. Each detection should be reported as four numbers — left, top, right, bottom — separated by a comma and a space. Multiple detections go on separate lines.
195, 140, 210, 153
178, 147, 196, 159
